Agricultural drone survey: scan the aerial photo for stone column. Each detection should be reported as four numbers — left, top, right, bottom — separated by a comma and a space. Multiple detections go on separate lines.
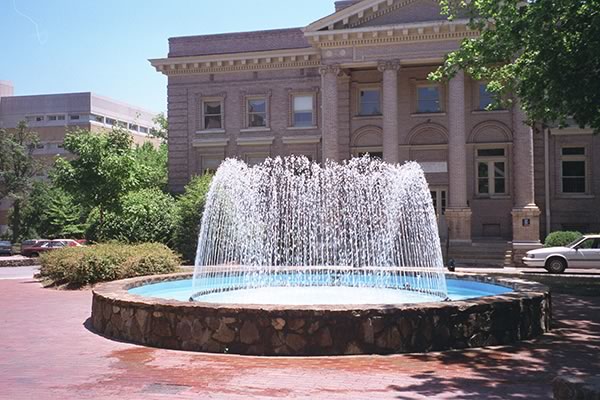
378, 60, 401, 164
445, 70, 472, 243
319, 65, 341, 162
511, 101, 542, 265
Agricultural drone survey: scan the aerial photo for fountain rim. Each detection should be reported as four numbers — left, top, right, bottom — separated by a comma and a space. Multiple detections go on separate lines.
93, 270, 549, 312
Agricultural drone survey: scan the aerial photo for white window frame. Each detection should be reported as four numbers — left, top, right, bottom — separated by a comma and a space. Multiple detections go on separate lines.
290, 93, 316, 128
200, 97, 225, 132
560, 146, 588, 195
245, 95, 268, 129
475, 147, 509, 197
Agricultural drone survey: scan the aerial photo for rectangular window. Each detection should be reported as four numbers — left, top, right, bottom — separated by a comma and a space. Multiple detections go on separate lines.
478, 83, 494, 110
70, 115, 80, 120
476, 148, 507, 196
417, 86, 441, 113
57, 115, 65, 121
203, 101, 223, 130
561, 147, 586, 193
92, 114, 104, 123
139, 126, 148, 134
247, 97, 267, 127
105, 117, 116, 126
359, 89, 381, 116
129, 123, 138, 131
293, 95, 314, 127
48, 115, 57, 121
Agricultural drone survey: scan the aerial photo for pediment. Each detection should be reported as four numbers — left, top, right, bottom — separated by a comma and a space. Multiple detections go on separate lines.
305, 0, 448, 33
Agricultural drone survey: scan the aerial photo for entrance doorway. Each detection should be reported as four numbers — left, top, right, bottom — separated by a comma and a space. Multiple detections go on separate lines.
430, 187, 448, 238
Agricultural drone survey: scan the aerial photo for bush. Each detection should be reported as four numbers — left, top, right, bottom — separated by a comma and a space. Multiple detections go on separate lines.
38, 242, 180, 286
544, 231, 582, 247
86, 188, 176, 244
173, 174, 213, 264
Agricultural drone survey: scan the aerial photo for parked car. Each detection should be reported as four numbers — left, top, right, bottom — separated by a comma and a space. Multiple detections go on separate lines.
523, 234, 600, 273
52, 239, 83, 248
21, 240, 51, 258
0, 241, 12, 256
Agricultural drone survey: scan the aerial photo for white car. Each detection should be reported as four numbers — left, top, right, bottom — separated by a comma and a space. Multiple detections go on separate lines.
523, 234, 600, 273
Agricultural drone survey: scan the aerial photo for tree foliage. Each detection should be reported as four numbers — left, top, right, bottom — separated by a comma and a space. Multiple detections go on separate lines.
133, 142, 168, 191
0, 121, 40, 241
173, 174, 213, 264
86, 188, 176, 245
432, 0, 600, 131
150, 112, 168, 142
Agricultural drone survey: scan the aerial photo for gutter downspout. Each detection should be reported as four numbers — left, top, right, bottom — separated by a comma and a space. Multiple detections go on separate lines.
544, 126, 551, 236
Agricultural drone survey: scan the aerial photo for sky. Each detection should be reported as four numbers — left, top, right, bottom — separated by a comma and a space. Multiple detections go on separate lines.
0, 0, 334, 113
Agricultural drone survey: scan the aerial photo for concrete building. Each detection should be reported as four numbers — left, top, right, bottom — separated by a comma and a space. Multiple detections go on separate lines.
0, 81, 159, 234
150, 0, 599, 264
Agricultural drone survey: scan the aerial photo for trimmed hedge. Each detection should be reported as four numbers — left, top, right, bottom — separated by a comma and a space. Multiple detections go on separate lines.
544, 231, 582, 248
38, 243, 180, 286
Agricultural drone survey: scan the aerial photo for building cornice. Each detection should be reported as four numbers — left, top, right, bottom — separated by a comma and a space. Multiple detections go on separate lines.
150, 49, 320, 76
307, 20, 477, 49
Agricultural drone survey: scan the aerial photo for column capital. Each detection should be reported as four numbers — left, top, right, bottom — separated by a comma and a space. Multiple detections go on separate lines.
377, 60, 401, 72
319, 64, 342, 77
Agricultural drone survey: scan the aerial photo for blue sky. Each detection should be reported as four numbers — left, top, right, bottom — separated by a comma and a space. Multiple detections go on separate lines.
0, 0, 334, 113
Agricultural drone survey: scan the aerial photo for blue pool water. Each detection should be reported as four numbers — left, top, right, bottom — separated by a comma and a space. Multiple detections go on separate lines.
129, 278, 512, 305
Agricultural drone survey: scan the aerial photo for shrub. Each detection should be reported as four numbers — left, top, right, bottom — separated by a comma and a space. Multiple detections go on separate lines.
86, 188, 176, 245
38, 242, 180, 286
173, 174, 213, 265
544, 231, 582, 247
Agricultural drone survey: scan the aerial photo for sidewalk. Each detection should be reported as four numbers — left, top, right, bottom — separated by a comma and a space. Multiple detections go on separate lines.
0, 277, 599, 399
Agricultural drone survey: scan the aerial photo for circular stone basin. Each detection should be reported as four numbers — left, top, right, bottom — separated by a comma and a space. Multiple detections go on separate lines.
91, 272, 551, 356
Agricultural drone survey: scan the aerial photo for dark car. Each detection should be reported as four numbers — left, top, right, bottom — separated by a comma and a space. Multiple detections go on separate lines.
0, 241, 12, 256
21, 240, 51, 258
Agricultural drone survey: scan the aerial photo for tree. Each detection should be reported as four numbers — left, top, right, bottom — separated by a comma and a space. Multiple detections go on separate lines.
150, 112, 168, 142
133, 142, 168, 191
432, 0, 600, 131
86, 188, 176, 245
52, 128, 140, 229
0, 121, 40, 241
173, 174, 213, 264
20, 182, 85, 239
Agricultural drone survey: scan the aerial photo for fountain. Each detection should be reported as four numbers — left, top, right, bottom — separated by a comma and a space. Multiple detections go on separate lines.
91, 156, 551, 356
191, 156, 447, 305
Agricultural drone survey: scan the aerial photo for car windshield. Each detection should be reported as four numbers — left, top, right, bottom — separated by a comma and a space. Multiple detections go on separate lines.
567, 237, 585, 248
0, 241, 10, 246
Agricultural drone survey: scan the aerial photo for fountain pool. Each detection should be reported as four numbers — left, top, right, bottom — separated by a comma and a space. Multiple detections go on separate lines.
91, 157, 551, 355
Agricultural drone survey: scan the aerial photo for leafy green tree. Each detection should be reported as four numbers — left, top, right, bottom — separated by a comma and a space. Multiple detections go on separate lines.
20, 182, 86, 239
86, 188, 176, 245
0, 121, 40, 241
432, 0, 600, 131
150, 112, 168, 142
52, 128, 140, 228
173, 174, 213, 264
133, 142, 168, 191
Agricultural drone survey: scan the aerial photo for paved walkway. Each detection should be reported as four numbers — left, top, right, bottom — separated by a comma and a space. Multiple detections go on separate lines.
0, 278, 599, 399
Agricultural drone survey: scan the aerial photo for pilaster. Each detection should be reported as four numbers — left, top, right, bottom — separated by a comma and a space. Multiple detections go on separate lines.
320, 65, 341, 162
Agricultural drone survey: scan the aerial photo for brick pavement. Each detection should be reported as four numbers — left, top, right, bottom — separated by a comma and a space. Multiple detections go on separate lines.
0, 279, 599, 399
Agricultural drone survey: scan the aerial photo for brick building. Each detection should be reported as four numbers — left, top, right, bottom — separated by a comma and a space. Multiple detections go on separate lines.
150, 0, 599, 264
0, 81, 159, 234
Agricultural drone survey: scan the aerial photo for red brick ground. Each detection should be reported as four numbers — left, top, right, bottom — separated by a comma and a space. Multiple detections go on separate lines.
1, 279, 599, 399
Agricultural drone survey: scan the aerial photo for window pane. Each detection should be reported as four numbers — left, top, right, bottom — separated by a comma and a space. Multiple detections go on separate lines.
479, 83, 493, 110
478, 162, 489, 178
562, 147, 585, 156
494, 178, 506, 194
294, 112, 313, 127
478, 179, 489, 194
359, 90, 381, 115
417, 86, 440, 113
248, 99, 266, 113
249, 113, 266, 127
204, 102, 221, 115
494, 162, 505, 178
563, 177, 586, 193
563, 161, 585, 177
204, 115, 222, 129
294, 96, 312, 112
477, 148, 505, 157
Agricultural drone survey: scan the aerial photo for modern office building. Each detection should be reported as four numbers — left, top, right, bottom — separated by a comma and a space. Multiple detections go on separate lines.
150, 0, 599, 264
0, 81, 159, 234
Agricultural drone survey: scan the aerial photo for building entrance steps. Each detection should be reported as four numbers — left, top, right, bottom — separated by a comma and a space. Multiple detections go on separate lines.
447, 239, 513, 268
